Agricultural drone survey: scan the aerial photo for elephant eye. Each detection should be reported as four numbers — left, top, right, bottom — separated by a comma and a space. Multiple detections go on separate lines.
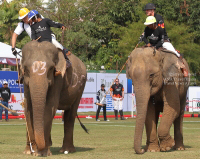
150, 74, 154, 78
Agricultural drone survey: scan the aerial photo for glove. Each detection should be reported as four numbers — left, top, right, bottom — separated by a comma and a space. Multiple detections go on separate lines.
139, 34, 144, 42
12, 48, 17, 56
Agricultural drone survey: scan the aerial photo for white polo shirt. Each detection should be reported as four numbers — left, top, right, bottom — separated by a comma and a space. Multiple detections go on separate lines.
14, 22, 31, 38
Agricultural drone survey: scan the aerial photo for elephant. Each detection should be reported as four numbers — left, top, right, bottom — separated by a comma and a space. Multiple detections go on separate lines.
126, 47, 190, 154
21, 41, 87, 156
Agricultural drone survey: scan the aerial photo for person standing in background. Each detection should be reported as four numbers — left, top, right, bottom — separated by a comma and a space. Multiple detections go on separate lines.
0, 81, 11, 122
110, 78, 125, 120
96, 84, 109, 121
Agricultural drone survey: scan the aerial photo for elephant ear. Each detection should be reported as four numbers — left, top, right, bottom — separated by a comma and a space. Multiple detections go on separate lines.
55, 50, 66, 77
162, 52, 181, 83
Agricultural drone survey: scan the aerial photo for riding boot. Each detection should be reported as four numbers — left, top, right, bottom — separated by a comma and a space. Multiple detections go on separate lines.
119, 110, 125, 120
62, 47, 71, 69
114, 109, 118, 120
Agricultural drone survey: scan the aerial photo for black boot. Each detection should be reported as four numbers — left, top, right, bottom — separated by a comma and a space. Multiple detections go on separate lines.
62, 47, 71, 68
119, 110, 125, 120
114, 110, 118, 120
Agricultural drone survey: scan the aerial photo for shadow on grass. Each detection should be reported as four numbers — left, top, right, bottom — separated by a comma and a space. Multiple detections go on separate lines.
50, 147, 94, 155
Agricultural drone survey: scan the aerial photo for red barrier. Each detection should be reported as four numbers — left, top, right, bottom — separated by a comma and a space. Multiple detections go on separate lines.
1, 114, 199, 119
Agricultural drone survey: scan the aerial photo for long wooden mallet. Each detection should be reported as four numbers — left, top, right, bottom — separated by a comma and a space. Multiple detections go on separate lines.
0, 103, 18, 116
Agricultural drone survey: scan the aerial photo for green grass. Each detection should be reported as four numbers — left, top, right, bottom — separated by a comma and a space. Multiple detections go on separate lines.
0, 115, 200, 159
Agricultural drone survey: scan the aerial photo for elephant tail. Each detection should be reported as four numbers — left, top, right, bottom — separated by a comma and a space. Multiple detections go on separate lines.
77, 114, 89, 134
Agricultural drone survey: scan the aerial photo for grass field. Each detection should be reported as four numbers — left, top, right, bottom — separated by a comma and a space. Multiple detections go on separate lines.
0, 112, 200, 159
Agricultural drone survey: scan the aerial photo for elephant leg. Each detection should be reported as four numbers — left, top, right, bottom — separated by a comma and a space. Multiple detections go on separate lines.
145, 99, 160, 152
60, 108, 76, 153
158, 85, 180, 151
60, 96, 81, 153
173, 97, 186, 150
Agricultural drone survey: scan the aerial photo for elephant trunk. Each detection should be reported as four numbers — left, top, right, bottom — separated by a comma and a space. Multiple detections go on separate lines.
29, 78, 48, 151
134, 84, 150, 154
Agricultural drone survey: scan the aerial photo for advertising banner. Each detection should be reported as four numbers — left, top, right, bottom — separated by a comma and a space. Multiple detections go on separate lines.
8, 93, 24, 113
84, 73, 97, 93
96, 73, 127, 93
78, 94, 96, 112
0, 71, 24, 93
188, 86, 200, 112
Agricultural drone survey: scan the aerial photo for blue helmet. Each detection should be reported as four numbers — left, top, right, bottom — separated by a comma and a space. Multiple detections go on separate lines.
28, 10, 39, 21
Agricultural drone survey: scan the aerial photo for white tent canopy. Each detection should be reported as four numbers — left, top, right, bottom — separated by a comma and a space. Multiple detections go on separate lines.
0, 42, 21, 66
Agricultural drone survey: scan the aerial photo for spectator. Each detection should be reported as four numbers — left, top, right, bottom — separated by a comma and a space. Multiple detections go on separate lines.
0, 81, 11, 122
96, 84, 109, 121
110, 78, 125, 120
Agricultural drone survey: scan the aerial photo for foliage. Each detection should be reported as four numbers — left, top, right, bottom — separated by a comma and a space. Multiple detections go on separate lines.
0, 0, 199, 85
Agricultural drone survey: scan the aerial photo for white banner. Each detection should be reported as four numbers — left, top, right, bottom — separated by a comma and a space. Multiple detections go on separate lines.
96, 73, 127, 93
84, 73, 97, 93
78, 94, 96, 112
8, 93, 24, 113
188, 86, 200, 112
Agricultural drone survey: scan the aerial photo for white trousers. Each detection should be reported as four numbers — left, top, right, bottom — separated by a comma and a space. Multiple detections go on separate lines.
51, 35, 64, 50
162, 42, 180, 57
113, 98, 123, 110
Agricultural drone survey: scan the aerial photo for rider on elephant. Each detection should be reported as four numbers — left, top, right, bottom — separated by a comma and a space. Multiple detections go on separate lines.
28, 10, 71, 72
142, 16, 188, 77
142, 3, 184, 60
143, 16, 165, 50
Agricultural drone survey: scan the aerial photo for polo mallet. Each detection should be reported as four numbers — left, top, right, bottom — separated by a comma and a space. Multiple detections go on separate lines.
15, 53, 34, 153
94, 41, 141, 106
0, 103, 19, 116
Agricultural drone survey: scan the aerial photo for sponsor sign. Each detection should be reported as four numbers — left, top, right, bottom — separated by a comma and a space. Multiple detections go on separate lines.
0, 71, 24, 93
8, 93, 24, 113
84, 73, 97, 93
96, 73, 127, 93
78, 94, 96, 112
188, 87, 200, 112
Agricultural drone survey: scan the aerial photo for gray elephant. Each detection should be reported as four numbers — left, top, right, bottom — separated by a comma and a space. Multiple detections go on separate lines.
126, 47, 190, 154
21, 41, 87, 156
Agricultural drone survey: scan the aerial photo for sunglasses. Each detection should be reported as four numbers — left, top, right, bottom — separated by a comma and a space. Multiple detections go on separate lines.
115, 81, 119, 82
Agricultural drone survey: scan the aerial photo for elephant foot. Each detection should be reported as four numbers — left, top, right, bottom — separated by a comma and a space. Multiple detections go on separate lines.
173, 144, 185, 151
32, 149, 50, 157
145, 144, 160, 152
160, 136, 175, 151
59, 146, 76, 153
23, 142, 37, 155
23, 145, 32, 155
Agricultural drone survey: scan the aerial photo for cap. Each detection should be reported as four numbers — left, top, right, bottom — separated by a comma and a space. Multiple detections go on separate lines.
101, 84, 105, 87
3, 81, 8, 85
144, 3, 156, 11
